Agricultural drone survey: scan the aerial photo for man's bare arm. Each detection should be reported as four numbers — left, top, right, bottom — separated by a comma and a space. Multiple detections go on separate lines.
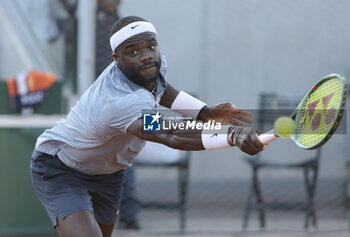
160, 83, 252, 126
127, 118, 204, 150
127, 118, 265, 155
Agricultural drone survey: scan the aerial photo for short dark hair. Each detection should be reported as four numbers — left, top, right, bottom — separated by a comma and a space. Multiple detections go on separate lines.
110, 16, 148, 37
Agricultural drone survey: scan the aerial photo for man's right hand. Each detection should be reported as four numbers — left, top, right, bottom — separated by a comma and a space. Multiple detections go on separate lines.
234, 127, 265, 155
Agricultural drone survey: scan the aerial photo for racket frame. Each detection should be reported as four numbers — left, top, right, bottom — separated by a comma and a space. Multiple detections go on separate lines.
258, 73, 347, 150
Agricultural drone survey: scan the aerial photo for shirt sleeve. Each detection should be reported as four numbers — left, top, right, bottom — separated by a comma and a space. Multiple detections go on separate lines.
102, 89, 156, 133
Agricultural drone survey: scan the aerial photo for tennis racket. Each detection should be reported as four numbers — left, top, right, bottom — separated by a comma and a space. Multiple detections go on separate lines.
258, 73, 347, 150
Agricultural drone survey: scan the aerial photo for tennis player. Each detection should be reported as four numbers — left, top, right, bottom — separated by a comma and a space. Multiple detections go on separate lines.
30, 16, 265, 237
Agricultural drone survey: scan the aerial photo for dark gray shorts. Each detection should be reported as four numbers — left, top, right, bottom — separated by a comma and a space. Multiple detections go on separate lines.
30, 150, 125, 227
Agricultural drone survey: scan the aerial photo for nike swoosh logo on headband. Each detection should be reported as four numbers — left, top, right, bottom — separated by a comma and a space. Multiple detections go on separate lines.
131, 24, 140, 29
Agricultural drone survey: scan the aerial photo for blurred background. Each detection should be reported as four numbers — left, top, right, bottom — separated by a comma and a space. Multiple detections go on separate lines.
1, 0, 350, 236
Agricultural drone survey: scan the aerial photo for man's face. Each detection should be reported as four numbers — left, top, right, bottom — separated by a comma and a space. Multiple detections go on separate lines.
114, 32, 161, 87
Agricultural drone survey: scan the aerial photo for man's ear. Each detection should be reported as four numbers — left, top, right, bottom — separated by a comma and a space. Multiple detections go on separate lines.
112, 53, 120, 64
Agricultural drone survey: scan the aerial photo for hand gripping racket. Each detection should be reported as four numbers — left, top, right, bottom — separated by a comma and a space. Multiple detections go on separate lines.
258, 73, 347, 149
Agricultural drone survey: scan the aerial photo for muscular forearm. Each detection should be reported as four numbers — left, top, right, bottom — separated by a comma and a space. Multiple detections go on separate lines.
128, 118, 264, 155
160, 133, 204, 150
161, 84, 252, 126
128, 119, 204, 150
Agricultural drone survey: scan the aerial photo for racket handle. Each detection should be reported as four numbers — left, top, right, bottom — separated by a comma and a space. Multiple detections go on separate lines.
258, 129, 278, 144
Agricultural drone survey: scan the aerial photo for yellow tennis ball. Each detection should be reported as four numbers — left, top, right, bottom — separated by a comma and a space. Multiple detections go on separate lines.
274, 117, 295, 138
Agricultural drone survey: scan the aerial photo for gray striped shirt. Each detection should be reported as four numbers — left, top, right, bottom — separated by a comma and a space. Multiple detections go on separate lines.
35, 52, 168, 174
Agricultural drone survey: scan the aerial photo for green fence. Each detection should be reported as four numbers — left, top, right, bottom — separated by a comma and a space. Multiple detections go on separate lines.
0, 80, 62, 235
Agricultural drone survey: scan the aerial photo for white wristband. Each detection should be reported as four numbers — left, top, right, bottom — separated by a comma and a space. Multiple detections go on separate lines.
171, 91, 207, 120
201, 125, 233, 150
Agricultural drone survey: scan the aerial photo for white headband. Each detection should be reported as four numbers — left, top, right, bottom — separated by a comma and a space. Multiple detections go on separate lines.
109, 21, 157, 52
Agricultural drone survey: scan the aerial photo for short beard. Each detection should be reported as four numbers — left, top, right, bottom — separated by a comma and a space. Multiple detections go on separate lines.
123, 61, 161, 87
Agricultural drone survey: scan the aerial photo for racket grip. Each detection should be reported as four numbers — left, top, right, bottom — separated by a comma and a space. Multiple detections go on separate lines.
258, 129, 278, 144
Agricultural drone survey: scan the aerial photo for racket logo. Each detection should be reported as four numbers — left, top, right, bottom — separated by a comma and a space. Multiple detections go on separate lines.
307, 92, 336, 131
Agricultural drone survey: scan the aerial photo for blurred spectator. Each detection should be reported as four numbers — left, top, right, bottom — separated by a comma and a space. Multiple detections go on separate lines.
47, 0, 78, 92
47, 0, 77, 42
95, 0, 121, 78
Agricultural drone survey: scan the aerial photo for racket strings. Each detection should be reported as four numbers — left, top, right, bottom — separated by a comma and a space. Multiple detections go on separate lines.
295, 78, 344, 147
